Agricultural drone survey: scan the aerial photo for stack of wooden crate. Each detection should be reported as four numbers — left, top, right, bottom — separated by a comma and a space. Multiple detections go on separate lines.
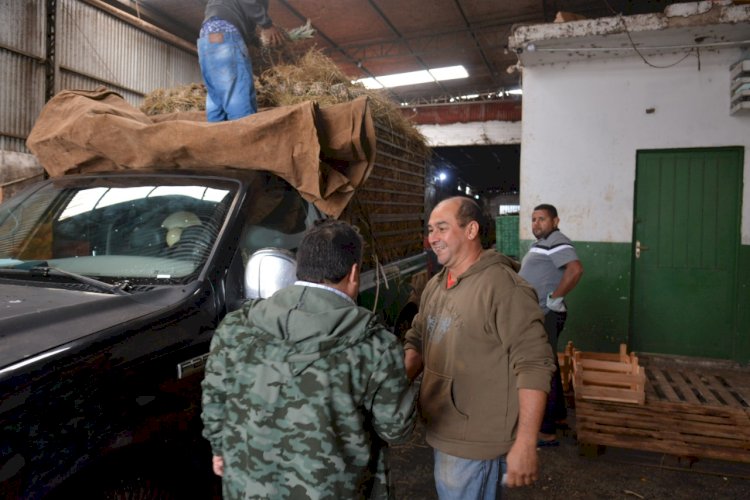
569, 343, 646, 405
570, 345, 750, 463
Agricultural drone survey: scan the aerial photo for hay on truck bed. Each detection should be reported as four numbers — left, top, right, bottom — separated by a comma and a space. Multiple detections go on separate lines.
141, 48, 430, 270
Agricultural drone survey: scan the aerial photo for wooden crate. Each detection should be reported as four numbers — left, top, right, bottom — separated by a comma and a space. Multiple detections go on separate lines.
572, 344, 646, 405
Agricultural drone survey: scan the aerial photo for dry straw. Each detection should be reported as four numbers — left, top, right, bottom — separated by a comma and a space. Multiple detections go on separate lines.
140, 82, 206, 116
258, 48, 429, 156
140, 48, 428, 157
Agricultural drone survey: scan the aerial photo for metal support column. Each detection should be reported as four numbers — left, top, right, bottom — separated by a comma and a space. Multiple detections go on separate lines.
45, 0, 57, 101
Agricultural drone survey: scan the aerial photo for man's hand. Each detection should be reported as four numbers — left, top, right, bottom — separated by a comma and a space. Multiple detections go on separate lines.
504, 388, 546, 487
260, 25, 287, 47
404, 348, 423, 381
504, 438, 539, 487
546, 292, 566, 312
212, 455, 224, 477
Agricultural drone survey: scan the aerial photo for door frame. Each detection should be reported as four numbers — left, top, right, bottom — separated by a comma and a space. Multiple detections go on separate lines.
629, 146, 744, 360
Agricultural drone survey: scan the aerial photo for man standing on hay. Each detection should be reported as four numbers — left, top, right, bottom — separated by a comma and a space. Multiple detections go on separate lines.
404, 196, 554, 498
198, 0, 286, 121
519, 204, 584, 447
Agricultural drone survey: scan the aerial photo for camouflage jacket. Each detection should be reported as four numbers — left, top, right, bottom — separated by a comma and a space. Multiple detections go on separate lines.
201, 284, 417, 499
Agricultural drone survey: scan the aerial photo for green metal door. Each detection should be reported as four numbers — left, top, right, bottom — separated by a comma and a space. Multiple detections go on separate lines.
631, 148, 742, 358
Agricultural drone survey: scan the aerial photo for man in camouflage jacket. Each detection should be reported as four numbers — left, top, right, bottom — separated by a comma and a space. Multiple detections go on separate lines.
201, 220, 417, 499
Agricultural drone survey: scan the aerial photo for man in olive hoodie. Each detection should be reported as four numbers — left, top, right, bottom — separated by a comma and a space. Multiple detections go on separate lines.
404, 197, 554, 499
202, 220, 417, 499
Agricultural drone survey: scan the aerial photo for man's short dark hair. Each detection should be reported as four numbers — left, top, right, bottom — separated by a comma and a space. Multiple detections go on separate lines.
296, 219, 363, 284
455, 196, 483, 229
533, 203, 558, 218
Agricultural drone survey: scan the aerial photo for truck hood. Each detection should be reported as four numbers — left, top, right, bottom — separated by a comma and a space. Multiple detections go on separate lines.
0, 283, 174, 369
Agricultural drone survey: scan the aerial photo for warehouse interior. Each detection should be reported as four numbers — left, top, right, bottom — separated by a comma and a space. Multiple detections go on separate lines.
2, 1, 749, 357
0, 0, 682, 201
95, 0, 681, 202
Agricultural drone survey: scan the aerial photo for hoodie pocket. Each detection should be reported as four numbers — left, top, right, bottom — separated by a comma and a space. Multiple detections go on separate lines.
420, 367, 468, 440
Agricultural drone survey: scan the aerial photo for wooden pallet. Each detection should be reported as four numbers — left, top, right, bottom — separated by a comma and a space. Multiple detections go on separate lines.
576, 398, 750, 463
571, 344, 646, 405
646, 362, 750, 409
576, 358, 750, 463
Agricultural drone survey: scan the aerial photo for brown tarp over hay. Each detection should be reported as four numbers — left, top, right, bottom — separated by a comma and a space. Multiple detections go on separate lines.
26, 88, 376, 218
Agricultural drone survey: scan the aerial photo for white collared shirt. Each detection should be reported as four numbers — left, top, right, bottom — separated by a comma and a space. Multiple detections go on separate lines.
295, 280, 355, 305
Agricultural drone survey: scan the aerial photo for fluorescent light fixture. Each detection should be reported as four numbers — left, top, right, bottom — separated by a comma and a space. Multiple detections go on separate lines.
357, 77, 383, 89
429, 65, 469, 81
379, 69, 434, 88
355, 65, 468, 89
506, 88, 523, 95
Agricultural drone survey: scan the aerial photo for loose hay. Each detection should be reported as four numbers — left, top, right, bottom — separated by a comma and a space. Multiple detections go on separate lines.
140, 82, 206, 115
141, 48, 428, 157
257, 49, 429, 157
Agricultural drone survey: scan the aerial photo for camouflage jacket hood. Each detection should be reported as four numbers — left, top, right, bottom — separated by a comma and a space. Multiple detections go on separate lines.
242, 284, 380, 369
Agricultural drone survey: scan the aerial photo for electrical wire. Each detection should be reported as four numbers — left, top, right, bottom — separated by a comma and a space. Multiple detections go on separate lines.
600, 0, 710, 69
621, 21, 698, 69
515, 1, 735, 73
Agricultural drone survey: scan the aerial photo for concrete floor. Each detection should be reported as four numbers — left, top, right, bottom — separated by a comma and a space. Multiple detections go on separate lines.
390, 411, 750, 499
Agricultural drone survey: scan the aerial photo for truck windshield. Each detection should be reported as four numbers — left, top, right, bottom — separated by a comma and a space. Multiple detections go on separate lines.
0, 175, 236, 283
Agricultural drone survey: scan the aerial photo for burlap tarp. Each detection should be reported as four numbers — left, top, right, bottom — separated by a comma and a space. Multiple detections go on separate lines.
26, 88, 376, 218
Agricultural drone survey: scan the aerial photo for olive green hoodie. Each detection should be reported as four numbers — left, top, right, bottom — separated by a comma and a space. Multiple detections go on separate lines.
404, 249, 554, 460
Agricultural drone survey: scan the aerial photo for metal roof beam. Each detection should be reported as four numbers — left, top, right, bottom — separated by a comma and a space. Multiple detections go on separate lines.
275, 0, 406, 103
337, 26, 511, 62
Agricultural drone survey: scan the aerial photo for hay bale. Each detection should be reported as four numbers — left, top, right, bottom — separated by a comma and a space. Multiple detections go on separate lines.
140, 82, 206, 115
257, 49, 429, 157
140, 49, 427, 156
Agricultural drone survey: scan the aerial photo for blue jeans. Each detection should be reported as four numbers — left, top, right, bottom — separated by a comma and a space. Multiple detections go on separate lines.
434, 449, 507, 500
197, 31, 257, 122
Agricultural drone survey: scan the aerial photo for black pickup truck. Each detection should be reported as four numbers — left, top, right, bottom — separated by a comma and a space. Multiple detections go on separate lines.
0, 168, 424, 498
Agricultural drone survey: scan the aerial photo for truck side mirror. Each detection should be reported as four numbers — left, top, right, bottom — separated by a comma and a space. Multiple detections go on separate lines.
244, 247, 297, 299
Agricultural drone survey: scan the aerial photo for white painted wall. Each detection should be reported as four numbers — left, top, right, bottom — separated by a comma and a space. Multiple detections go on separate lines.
418, 120, 522, 147
519, 48, 750, 244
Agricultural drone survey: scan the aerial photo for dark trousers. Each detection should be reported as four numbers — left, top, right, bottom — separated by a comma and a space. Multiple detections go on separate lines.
540, 310, 567, 435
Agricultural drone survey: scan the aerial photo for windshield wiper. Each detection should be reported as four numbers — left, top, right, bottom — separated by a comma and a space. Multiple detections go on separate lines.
27, 263, 132, 296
